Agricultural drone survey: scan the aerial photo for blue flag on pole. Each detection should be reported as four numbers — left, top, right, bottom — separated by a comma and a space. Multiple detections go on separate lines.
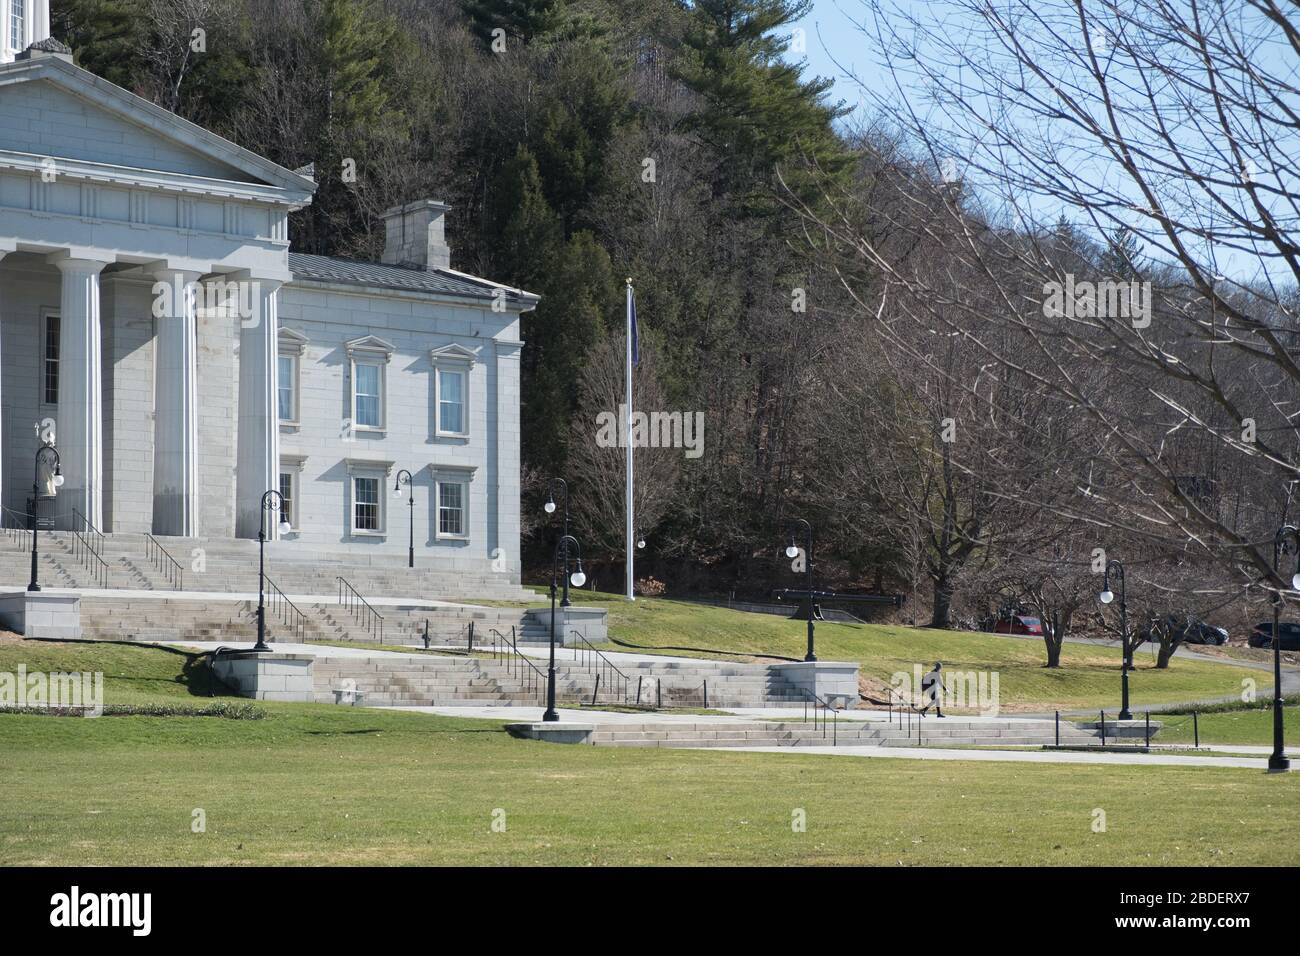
629, 289, 639, 367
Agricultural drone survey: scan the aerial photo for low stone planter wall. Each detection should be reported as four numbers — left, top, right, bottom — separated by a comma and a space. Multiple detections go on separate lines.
524, 606, 608, 647
210, 652, 315, 702
0, 590, 82, 639
769, 661, 860, 709
505, 722, 596, 744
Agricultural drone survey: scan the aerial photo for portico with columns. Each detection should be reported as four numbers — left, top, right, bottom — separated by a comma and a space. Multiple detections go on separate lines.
0, 36, 534, 588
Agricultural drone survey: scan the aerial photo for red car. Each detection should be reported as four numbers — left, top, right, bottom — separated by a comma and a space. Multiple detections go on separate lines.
994, 614, 1043, 636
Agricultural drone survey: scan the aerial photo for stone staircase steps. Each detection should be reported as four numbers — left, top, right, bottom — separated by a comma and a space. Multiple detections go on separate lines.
579, 718, 1102, 748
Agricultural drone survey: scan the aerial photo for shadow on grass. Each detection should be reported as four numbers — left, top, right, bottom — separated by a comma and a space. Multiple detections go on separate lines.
26, 637, 236, 699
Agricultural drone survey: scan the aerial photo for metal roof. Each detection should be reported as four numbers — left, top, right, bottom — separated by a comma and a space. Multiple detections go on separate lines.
288, 252, 531, 304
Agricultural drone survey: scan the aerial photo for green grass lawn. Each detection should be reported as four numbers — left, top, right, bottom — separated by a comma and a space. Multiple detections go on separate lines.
1157, 706, 1300, 748
522, 591, 1268, 713
0, 640, 1296, 866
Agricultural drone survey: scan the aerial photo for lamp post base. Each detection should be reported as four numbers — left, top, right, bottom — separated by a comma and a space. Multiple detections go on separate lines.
1268, 754, 1291, 772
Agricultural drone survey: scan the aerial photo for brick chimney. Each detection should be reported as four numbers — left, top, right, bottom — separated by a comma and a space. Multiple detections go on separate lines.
380, 199, 452, 271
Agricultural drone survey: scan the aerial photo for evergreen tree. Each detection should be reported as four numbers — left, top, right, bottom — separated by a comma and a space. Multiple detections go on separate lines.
461, 0, 570, 46
293, 0, 413, 254
674, 0, 850, 212
55, 0, 151, 90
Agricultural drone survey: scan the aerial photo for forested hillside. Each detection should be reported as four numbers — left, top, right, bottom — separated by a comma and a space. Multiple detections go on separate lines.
48, 0, 1300, 639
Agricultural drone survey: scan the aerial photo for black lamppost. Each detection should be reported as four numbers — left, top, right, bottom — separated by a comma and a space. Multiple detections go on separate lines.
393, 469, 414, 568
545, 534, 585, 722
544, 477, 572, 607
28, 443, 63, 592
1099, 559, 1132, 721
1269, 526, 1299, 772
255, 489, 291, 652
785, 518, 816, 662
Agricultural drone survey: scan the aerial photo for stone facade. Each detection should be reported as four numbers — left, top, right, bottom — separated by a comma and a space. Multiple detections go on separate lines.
0, 39, 535, 584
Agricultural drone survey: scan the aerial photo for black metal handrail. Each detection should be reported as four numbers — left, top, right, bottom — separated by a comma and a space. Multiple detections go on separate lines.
264, 575, 307, 642
0, 506, 32, 547
488, 626, 548, 705
882, 685, 916, 731
72, 508, 104, 555
145, 534, 185, 590
337, 576, 384, 644
570, 632, 632, 705
69, 508, 109, 588
799, 688, 840, 745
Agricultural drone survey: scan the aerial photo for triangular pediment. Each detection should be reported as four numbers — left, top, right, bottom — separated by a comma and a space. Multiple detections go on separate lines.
0, 57, 313, 199
430, 343, 479, 365
345, 335, 396, 358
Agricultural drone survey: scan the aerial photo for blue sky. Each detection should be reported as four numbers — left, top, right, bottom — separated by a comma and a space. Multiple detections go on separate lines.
786, 0, 1296, 285
791, 0, 879, 122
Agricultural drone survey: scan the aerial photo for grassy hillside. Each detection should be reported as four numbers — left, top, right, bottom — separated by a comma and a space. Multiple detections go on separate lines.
0, 640, 1295, 866
522, 591, 1270, 713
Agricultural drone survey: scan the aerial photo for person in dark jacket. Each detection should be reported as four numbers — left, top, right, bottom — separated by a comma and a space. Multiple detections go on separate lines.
919, 661, 945, 717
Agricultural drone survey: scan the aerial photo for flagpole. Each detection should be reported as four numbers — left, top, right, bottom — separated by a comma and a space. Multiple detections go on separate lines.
625, 278, 635, 601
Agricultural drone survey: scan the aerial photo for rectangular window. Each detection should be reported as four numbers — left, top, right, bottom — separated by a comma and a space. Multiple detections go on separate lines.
278, 471, 295, 529
354, 362, 382, 428
277, 354, 296, 422
438, 481, 465, 537
353, 476, 380, 532
43, 314, 60, 405
438, 368, 466, 435
10, 0, 25, 52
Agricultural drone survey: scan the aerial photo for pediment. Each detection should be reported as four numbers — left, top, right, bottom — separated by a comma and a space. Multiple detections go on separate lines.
345, 335, 396, 359
430, 343, 478, 366
0, 57, 313, 199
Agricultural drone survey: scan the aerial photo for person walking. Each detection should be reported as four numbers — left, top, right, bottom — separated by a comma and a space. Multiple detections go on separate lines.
920, 661, 946, 717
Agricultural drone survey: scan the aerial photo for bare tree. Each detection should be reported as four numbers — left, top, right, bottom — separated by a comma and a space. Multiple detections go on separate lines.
567, 333, 683, 576
793, 0, 1300, 617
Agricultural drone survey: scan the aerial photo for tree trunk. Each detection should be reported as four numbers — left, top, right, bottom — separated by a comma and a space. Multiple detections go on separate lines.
1044, 610, 1062, 667
930, 575, 953, 628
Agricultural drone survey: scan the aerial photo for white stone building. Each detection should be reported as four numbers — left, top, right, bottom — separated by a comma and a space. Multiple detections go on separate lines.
0, 16, 536, 587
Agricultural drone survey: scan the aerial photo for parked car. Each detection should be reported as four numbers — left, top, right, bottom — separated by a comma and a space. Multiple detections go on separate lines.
1140, 614, 1229, 646
993, 614, 1043, 636
1249, 621, 1300, 650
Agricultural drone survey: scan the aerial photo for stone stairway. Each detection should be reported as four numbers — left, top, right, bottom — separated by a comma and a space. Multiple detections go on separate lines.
0, 531, 94, 589
72, 592, 546, 648
0, 527, 552, 646
311, 655, 576, 707
307, 651, 820, 709
577, 717, 1103, 748
0, 529, 534, 601
552, 657, 811, 708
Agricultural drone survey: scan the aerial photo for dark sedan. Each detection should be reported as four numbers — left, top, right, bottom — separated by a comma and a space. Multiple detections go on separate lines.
1249, 621, 1300, 650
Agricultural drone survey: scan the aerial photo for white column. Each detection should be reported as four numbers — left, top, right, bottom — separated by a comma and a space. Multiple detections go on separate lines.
0, 245, 11, 511
494, 341, 522, 582
53, 256, 110, 531
0, 248, 11, 515
235, 277, 282, 539
151, 268, 201, 536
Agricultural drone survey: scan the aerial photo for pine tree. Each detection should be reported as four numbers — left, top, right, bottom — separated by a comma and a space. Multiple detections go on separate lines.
461, 0, 571, 46
674, 0, 850, 212
55, 0, 150, 90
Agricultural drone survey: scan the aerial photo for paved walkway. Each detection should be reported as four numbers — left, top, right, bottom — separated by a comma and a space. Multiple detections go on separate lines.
711, 744, 1293, 770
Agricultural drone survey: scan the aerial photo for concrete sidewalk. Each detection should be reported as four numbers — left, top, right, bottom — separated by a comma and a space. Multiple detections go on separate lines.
713, 744, 1293, 770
